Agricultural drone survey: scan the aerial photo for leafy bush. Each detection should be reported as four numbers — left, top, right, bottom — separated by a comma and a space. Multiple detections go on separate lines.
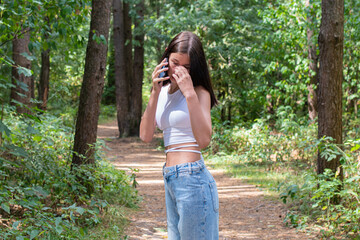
208, 117, 360, 238
280, 138, 360, 239
209, 116, 317, 169
0, 108, 138, 239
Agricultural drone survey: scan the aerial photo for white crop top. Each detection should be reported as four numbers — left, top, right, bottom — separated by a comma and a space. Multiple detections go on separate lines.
155, 84, 197, 147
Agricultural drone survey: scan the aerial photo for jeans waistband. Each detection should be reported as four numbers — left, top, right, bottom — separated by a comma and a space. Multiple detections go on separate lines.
163, 158, 205, 178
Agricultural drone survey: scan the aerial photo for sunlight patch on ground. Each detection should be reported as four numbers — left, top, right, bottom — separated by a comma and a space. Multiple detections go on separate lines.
98, 125, 118, 129
137, 179, 164, 185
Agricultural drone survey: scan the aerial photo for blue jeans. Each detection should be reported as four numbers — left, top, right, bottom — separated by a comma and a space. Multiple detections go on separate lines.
163, 158, 219, 240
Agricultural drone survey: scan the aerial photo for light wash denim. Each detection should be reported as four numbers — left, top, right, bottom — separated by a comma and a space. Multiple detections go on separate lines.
163, 158, 219, 240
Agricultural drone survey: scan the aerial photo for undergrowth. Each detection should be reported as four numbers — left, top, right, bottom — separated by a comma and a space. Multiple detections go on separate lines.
0, 107, 138, 239
207, 108, 360, 239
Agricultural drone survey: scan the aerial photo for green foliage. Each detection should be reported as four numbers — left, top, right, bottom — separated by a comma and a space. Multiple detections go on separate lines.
207, 116, 360, 238
0, 109, 138, 239
142, 0, 360, 126
209, 108, 316, 167
1, 0, 359, 238
0, 0, 91, 116
144, 0, 271, 122
279, 142, 360, 238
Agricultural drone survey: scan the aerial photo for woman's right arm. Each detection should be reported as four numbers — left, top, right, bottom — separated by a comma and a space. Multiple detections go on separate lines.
139, 90, 160, 142
139, 59, 169, 142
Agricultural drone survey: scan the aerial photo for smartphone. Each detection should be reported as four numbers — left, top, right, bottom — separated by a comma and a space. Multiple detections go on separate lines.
158, 58, 168, 78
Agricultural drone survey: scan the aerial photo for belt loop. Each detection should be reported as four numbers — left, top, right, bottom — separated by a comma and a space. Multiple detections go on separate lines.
175, 165, 178, 178
188, 162, 192, 174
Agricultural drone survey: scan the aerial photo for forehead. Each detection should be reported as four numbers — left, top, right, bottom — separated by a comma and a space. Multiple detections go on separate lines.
169, 53, 190, 65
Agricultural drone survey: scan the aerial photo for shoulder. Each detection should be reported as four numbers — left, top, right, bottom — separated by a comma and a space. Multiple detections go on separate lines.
194, 85, 210, 97
194, 86, 211, 108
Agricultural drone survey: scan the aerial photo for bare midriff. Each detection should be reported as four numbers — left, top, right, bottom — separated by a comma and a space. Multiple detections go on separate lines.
165, 142, 201, 167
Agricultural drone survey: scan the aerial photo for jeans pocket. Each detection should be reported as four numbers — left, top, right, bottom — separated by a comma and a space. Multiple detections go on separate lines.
209, 181, 219, 213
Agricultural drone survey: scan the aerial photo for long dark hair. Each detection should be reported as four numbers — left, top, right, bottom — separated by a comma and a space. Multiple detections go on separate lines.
160, 31, 218, 108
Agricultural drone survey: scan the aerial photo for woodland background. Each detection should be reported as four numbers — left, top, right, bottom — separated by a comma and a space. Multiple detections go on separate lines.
0, 0, 359, 239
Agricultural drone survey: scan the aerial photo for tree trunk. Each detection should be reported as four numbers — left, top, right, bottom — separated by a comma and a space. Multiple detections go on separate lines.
123, 1, 134, 136
38, 17, 50, 111
317, 0, 344, 181
31, 75, 35, 99
113, 0, 130, 137
156, 0, 162, 62
10, 28, 32, 114
102, 29, 116, 105
306, 0, 319, 121
38, 48, 50, 110
130, 0, 145, 136
72, 0, 111, 166
217, 88, 225, 123
227, 102, 231, 124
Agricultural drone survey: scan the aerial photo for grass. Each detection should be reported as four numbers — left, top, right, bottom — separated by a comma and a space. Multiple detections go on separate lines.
88, 205, 131, 239
206, 153, 304, 199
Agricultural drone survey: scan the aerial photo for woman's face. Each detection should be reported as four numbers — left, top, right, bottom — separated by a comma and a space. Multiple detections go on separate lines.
168, 52, 190, 83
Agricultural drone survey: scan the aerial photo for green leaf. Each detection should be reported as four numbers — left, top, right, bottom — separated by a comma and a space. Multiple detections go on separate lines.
99, 34, 107, 45
33, 135, 42, 142
351, 144, 360, 152
0, 157, 21, 168
63, 203, 77, 210
79, 227, 85, 236
13, 220, 21, 229
55, 225, 63, 235
17, 66, 32, 77
101, 200, 108, 208
348, 93, 359, 100
76, 207, 85, 215
55, 217, 62, 227
1, 203, 10, 214
22, 113, 42, 123
26, 125, 38, 134
33, 186, 49, 198
0, 56, 15, 65
20, 52, 36, 61
0, 120, 11, 136
29, 229, 40, 240
6, 144, 28, 157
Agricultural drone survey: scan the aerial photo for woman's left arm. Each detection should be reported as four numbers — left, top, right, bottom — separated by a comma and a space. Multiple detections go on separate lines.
185, 87, 212, 149
172, 67, 212, 149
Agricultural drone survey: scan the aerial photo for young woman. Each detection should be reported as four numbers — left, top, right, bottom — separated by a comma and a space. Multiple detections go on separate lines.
139, 31, 219, 240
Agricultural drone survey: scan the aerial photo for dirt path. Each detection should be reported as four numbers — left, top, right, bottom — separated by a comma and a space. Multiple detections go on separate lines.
97, 121, 316, 240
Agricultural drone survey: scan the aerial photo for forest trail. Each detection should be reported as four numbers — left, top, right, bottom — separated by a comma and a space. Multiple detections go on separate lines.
97, 121, 316, 240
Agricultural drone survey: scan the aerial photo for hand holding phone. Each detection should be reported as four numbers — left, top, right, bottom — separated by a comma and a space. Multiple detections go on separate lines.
158, 58, 168, 78
152, 58, 170, 92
